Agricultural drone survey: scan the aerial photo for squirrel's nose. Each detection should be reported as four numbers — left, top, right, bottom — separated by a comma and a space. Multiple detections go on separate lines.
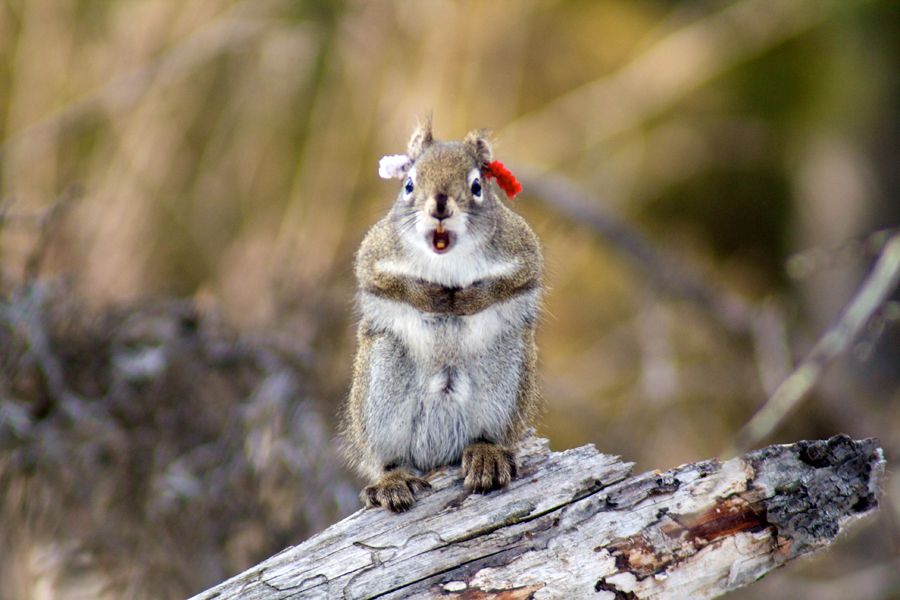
432, 193, 452, 220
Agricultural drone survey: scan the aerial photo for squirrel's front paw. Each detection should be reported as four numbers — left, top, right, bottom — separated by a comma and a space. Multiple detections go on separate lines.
363, 470, 431, 512
462, 442, 517, 493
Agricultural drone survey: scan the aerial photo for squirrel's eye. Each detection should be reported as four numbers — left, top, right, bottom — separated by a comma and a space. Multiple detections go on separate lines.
471, 178, 482, 196
404, 179, 414, 194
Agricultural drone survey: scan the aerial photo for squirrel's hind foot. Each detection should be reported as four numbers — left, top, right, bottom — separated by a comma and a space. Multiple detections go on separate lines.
363, 469, 431, 512
462, 442, 518, 493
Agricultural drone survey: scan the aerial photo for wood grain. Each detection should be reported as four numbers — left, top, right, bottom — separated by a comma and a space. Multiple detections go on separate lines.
192, 435, 883, 600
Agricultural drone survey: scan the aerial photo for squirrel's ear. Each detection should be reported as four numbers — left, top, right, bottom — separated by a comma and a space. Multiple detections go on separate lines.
407, 116, 434, 160
464, 129, 493, 166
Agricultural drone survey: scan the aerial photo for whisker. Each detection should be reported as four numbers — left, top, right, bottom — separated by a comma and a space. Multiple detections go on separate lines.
398, 221, 418, 237
395, 213, 419, 237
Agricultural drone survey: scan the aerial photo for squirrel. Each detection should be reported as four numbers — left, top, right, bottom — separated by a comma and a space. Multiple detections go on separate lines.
340, 119, 542, 512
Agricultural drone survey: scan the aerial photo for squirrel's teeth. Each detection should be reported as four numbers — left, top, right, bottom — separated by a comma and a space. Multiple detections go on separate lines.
432, 227, 450, 252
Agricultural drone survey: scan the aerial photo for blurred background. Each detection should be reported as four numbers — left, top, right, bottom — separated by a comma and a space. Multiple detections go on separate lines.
0, 0, 898, 598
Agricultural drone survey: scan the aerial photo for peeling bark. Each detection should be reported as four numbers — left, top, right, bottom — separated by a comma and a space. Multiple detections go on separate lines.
192, 435, 883, 600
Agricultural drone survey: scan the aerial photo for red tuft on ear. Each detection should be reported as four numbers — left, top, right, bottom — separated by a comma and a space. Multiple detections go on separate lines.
483, 161, 522, 199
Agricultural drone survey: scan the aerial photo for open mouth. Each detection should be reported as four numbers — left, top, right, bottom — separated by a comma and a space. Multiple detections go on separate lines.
431, 224, 453, 254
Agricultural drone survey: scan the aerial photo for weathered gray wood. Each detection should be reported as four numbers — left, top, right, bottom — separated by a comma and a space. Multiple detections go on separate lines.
192, 435, 883, 600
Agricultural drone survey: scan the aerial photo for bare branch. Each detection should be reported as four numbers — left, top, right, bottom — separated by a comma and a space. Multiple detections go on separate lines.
735, 233, 900, 451
191, 434, 884, 600
786, 227, 900, 281
517, 165, 759, 336
0, 284, 86, 422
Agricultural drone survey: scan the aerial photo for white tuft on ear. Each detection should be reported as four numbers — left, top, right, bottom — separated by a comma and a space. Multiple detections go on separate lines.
378, 154, 412, 179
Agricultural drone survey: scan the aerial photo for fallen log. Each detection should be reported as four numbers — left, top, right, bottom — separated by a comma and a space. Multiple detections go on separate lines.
192, 434, 884, 599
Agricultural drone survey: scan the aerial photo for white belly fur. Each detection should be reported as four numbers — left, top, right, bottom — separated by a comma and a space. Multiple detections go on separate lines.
360, 289, 536, 470
376, 253, 518, 288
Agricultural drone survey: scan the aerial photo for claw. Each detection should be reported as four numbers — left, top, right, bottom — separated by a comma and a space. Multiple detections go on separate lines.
362, 469, 432, 512
462, 443, 517, 494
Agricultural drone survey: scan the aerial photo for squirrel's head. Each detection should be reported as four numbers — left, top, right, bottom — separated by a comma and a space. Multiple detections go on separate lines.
381, 119, 499, 257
